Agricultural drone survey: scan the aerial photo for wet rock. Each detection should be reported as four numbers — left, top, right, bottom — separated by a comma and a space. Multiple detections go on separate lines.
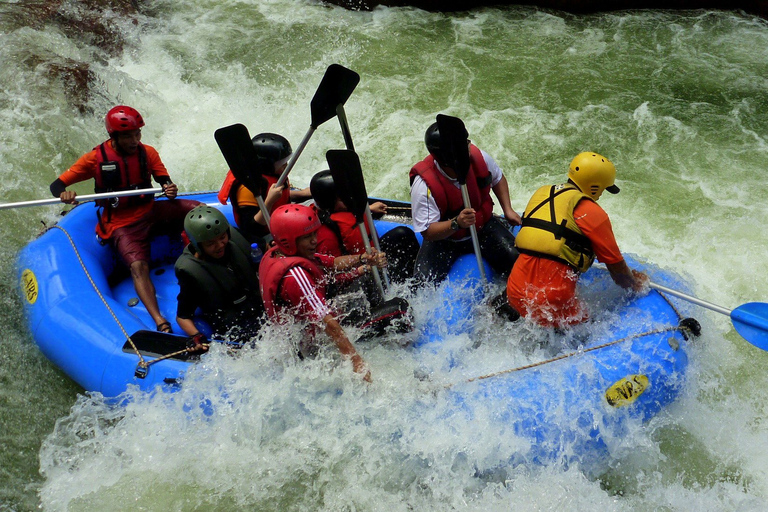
323, 0, 768, 19
5, 1, 141, 114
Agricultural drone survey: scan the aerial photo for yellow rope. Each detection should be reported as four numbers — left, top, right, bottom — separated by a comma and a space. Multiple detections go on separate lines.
458, 283, 692, 386
51, 225, 199, 372
51, 225, 148, 369
462, 326, 681, 385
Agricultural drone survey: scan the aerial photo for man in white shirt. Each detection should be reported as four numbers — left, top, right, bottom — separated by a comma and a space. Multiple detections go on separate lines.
409, 120, 521, 284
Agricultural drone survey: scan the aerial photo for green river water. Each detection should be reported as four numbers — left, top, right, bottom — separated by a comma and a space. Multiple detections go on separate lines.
2, 1, 768, 510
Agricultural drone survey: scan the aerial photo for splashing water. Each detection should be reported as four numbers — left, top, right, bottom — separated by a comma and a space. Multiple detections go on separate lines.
2, 1, 768, 510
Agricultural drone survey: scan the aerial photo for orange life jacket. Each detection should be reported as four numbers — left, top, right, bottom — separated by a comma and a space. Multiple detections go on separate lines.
217, 171, 291, 226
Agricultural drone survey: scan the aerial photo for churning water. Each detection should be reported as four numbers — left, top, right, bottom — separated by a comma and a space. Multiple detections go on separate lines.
2, 1, 768, 510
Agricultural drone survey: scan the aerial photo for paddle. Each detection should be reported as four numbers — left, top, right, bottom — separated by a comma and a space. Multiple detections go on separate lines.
276, 64, 360, 188
123, 330, 242, 362
650, 282, 768, 350
326, 149, 386, 298
0, 187, 163, 210
214, 123, 273, 226
435, 114, 487, 285
333, 86, 390, 288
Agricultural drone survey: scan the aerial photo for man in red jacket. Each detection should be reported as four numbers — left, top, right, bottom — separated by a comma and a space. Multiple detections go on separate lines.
310, 169, 419, 285
50, 105, 199, 333
410, 120, 521, 284
259, 204, 378, 381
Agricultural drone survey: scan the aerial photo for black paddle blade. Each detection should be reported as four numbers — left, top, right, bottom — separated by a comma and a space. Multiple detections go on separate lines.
122, 330, 193, 361
310, 64, 360, 129
436, 114, 471, 185
326, 149, 368, 224
214, 123, 268, 198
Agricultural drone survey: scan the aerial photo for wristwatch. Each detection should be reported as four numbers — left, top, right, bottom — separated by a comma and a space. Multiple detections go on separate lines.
450, 217, 460, 231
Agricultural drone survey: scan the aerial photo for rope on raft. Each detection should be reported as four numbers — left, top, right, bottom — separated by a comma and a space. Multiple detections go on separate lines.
52, 225, 200, 376
459, 287, 692, 385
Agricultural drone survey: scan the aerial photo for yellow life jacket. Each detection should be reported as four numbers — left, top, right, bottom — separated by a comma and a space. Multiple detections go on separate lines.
515, 183, 596, 273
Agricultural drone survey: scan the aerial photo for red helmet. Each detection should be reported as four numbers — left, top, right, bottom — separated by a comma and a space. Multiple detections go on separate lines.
105, 105, 145, 135
270, 204, 321, 255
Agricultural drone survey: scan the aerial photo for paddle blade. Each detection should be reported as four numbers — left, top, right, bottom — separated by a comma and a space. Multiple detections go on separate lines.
214, 124, 268, 197
326, 149, 368, 224
122, 330, 192, 361
436, 114, 471, 185
731, 302, 768, 350
310, 64, 360, 128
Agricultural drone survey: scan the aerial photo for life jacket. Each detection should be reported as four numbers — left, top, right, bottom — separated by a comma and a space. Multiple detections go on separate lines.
409, 145, 494, 240
315, 208, 347, 257
174, 229, 263, 333
316, 208, 367, 257
217, 171, 290, 227
93, 141, 152, 210
514, 183, 596, 273
259, 245, 325, 321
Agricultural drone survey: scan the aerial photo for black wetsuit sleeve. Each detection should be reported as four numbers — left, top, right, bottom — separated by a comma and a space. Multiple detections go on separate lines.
235, 205, 267, 240
176, 271, 202, 320
50, 178, 67, 198
154, 175, 173, 186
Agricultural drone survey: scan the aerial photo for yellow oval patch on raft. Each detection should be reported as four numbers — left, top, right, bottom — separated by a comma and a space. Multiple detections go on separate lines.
21, 269, 38, 305
605, 374, 649, 407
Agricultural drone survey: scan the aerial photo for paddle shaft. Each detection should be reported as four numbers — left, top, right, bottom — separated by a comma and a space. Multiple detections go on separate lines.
357, 221, 386, 297
0, 187, 164, 210
650, 281, 768, 350
276, 126, 315, 188
461, 184, 487, 284
649, 282, 731, 315
336, 104, 391, 287
256, 195, 271, 228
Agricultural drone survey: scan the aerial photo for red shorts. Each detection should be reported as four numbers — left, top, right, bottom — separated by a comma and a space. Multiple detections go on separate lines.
111, 199, 200, 266
506, 254, 588, 329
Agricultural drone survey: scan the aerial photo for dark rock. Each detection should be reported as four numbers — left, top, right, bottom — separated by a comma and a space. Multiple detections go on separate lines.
323, 0, 768, 19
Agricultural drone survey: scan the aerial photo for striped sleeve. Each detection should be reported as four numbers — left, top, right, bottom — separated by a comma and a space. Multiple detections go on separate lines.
282, 266, 331, 321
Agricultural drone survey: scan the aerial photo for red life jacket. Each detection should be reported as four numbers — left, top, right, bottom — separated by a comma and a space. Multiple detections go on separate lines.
217, 171, 236, 205
93, 141, 152, 209
409, 144, 494, 240
218, 171, 291, 227
315, 209, 367, 257
259, 245, 325, 321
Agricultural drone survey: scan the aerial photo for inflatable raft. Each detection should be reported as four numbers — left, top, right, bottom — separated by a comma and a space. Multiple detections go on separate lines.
16, 191, 695, 467
414, 251, 693, 469
16, 191, 419, 396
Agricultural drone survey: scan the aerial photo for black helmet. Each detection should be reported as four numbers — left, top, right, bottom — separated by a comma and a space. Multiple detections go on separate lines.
425, 122, 441, 158
251, 133, 292, 167
310, 169, 337, 211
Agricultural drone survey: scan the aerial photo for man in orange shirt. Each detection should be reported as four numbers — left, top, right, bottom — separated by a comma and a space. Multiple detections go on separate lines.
217, 132, 311, 245
50, 105, 200, 333
506, 152, 648, 328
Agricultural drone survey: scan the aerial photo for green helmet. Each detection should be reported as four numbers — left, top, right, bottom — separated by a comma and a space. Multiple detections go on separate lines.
184, 205, 230, 252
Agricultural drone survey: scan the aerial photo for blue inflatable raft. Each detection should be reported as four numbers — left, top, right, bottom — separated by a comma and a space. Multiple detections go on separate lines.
16, 191, 694, 468
414, 252, 692, 470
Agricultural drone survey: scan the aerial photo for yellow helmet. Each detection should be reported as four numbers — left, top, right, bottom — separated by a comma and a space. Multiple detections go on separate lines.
567, 152, 620, 200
